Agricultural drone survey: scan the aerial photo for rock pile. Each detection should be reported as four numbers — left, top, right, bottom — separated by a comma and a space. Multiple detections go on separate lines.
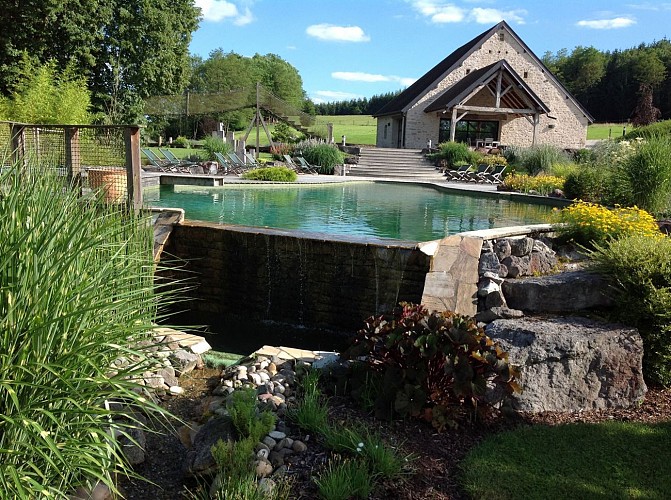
181, 352, 311, 488
476, 236, 557, 322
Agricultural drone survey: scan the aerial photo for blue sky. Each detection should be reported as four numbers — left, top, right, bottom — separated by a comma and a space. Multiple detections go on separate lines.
190, 0, 671, 104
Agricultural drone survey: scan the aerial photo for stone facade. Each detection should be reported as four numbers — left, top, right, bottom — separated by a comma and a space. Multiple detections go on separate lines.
376, 22, 590, 150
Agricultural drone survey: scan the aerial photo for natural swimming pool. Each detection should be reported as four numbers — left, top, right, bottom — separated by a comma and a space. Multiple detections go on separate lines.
146, 181, 553, 241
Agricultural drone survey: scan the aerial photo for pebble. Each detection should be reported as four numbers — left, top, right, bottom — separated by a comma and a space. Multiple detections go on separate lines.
257, 448, 269, 460
258, 477, 276, 495
267, 362, 277, 375
255, 459, 273, 478
268, 451, 284, 468
262, 436, 277, 449
268, 430, 286, 440
169, 386, 184, 395
292, 440, 307, 453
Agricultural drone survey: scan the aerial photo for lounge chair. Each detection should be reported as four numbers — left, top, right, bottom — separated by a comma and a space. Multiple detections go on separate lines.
214, 152, 240, 175
481, 165, 507, 184
141, 148, 169, 170
295, 156, 319, 175
158, 147, 197, 166
244, 153, 261, 167
444, 164, 471, 181
283, 154, 300, 171
464, 164, 491, 182
227, 152, 251, 172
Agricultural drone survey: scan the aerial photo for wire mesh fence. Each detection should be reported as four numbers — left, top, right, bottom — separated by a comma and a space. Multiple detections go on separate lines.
0, 121, 142, 208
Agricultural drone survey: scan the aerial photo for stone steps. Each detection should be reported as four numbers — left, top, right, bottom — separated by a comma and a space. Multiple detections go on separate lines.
350, 147, 445, 181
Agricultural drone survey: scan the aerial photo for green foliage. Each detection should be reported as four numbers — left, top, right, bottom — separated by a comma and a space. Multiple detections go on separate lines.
0, 165, 174, 497
288, 371, 329, 433
477, 154, 507, 167
269, 143, 294, 160
227, 388, 276, 442
461, 420, 671, 500
613, 136, 671, 213
202, 351, 243, 369
211, 437, 256, 481
0, 59, 91, 123
431, 141, 479, 167
589, 235, 671, 385
514, 144, 570, 175
242, 166, 298, 182
341, 303, 519, 429
314, 458, 375, 500
271, 122, 303, 143
624, 119, 671, 140
563, 164, 616, 203
501, 173, 565, 195
173, 136, 191, 149
301, 143, 345, 174
201, 136, 232, 161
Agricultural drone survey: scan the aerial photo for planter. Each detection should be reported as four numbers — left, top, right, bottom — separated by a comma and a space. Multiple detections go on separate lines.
87, 167, 127, 203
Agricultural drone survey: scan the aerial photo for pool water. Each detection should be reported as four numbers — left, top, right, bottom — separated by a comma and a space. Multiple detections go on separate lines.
146, 182, 552, 241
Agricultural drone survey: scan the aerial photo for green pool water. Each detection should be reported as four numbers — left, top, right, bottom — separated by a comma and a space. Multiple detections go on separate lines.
146, 182, 553, 241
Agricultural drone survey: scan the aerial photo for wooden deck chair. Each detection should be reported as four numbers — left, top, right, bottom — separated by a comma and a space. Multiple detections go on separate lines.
282, 154, 300, 172
295, 156, 319, 175
244, 153, 261, 167
444, 164, 471, 181
141, 148, 170, 171
482, 165, 507, 184
214, 152, 240, 175
465, 164, 491, 182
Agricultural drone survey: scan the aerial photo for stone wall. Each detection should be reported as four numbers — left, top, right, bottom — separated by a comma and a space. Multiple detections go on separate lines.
160, 222, 431, 332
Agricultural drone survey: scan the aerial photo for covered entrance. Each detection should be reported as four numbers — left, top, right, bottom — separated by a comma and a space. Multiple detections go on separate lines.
425, 60, 550, 146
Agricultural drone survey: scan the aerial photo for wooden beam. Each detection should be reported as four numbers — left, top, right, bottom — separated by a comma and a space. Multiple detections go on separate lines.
449, 108, 457, 142
124, 126, 142, 212
495, 71, 503, 108
455, 105, 536, 114
532, 113, 539, 145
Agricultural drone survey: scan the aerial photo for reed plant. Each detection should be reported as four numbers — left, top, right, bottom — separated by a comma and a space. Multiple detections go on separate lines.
0, 165, 175, 497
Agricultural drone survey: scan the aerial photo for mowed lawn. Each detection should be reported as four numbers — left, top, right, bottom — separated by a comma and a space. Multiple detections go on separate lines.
152, 117, 626, 149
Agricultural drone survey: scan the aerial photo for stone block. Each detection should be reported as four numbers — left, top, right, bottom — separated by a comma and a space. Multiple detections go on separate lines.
486, 316, 646, 412
502, 270, 614, 312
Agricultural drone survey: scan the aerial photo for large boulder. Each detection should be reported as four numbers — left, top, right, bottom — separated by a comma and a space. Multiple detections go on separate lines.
502, 270, 614, 312
185, 416, 236, 475
486, 316, 646, 412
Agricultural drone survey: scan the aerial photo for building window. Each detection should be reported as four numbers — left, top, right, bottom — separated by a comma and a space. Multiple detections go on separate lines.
439, 119, 499, 145
466, 68, 471, 75
383, 124, 388, 139
523, 71, 528, 79
498, 32, 505, 41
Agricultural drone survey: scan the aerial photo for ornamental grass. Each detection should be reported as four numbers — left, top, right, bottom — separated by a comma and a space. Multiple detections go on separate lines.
0, 165, 177, 497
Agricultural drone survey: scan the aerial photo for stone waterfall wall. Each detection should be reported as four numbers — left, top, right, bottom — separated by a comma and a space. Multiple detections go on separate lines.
159, 221, 431, 331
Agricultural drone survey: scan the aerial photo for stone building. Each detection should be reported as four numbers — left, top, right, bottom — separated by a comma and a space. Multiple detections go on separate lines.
373, 21, 593, 150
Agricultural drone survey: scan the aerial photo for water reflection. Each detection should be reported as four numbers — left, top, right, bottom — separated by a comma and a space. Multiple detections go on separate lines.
148, 182, 552, 241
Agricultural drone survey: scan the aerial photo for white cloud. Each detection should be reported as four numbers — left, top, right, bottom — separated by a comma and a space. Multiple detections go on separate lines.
576, 17, 636, 29
306, 24, 370, 42
626, 3, 671, 11
469, 8, 526, 25
331, 71, 417, 87
194, 0, 254, 24
406, 1, 526, 24
312, 90, 364, 102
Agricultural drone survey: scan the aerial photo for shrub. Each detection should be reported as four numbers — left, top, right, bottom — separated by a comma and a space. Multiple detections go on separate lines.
563, 165, 616, 203
548, 162, 579, 179
589, 235, 671, 386
271, 122, 304, 143
477, 154, 507, 167
0, 166, 173, 496
201, 136, 232, 161
432, 141, 479, 167
173, 135, 191, 148
241, 166, 297, 182
227, 388, 276, 442
269, 142, 293, 160
341, 303, 519, 429
613, 136, 671, 214
314, 458, 375, 500
302, 143, 345, 174
623, 119, 670, 140
501, 173, 565, 195
516, 144, 570, 175
555, 201, 662, 248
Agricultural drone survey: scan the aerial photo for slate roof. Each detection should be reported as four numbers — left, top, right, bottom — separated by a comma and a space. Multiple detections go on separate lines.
373, 21, 593, 122
423, 59, 550, 114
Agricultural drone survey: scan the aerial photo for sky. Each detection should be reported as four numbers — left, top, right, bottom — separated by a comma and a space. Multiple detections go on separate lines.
190, 0, 671, 104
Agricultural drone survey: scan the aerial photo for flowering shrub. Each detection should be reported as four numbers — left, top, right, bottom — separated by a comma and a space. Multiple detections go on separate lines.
501, 173, 564, 195
555, 201, 661, 247
269, 142, 294, 160
478, 155, 507, 167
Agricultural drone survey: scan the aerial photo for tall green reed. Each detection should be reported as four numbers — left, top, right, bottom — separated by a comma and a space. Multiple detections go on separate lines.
0, 165, 176, 497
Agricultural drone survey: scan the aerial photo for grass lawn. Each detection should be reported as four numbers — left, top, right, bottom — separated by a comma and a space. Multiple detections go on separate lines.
461, 420, 671, 499
587, 123, 634, 140
201, 350, 245, 369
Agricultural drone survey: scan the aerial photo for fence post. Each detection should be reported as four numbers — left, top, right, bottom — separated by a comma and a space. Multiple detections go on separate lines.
65, 127, 81, 184
124, 126, 142, 211
10, 123, 26, 168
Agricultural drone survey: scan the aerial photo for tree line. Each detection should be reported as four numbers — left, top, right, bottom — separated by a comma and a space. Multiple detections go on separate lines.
542, 40, 671, 124
313, 91, 402, 116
